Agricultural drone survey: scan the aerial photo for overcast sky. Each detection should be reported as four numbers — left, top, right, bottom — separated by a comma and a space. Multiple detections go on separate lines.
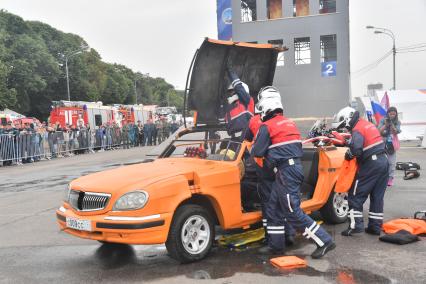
2, 0, 426, 98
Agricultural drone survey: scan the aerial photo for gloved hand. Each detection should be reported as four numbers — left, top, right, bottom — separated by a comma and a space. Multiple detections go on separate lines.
345, 149, 354, 161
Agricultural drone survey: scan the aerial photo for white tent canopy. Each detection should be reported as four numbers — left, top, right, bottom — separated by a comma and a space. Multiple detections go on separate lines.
376, 90, 426, 141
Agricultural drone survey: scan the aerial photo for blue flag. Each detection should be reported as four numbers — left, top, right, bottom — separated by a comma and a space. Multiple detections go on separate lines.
217, 0, 232, 40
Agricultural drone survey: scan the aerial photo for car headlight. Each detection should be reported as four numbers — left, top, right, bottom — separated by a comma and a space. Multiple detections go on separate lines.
64, 184, 71, 202
113, 191, 149, 211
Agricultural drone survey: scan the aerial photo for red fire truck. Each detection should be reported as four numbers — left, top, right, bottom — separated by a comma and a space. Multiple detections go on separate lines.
50, 101, 148, 128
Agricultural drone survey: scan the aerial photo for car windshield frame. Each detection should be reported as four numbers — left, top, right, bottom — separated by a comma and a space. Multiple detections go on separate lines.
158, 127, 245, 162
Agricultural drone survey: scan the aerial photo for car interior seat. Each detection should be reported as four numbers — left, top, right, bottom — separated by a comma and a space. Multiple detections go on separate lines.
300, 148, 319, 200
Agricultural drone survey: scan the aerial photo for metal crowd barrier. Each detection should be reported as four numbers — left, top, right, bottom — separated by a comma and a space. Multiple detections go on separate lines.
0, 127, 145, 166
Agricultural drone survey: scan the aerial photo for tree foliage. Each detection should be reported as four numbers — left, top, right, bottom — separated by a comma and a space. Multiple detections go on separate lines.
0, 10, 184, 120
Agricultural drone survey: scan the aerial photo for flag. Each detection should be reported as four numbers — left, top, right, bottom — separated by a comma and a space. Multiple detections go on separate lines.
381, 91, 390, 110
371, 100, 387, 126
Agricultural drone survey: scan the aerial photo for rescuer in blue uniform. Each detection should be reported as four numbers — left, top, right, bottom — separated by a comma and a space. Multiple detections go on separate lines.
334, 107, 389, 236
252, 87, 335, 258
225, 65, 254, 138
246, 111, 295, 249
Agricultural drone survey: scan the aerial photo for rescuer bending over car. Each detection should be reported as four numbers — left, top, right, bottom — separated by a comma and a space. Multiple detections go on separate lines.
333, 107, 389, 236
245, 108, 296, 251
251, 87, 336, 259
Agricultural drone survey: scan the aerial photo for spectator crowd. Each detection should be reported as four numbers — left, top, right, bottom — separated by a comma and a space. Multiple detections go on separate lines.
0, 116, 182, 167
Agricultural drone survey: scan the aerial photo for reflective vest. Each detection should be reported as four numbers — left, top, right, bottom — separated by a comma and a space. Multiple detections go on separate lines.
353, 119, 383, 151
264, 115, 302, 149
227, 97, 255, 122
249, 114, 262, 137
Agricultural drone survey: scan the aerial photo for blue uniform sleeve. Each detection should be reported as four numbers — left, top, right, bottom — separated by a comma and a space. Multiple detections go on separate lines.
227, 69, 250, 107
349, 130, 364, 158
245, 128, 254, 142
252, 125, 271, 158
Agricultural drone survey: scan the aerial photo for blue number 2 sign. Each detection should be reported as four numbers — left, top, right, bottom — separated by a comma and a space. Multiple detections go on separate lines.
321, 61, 337, 77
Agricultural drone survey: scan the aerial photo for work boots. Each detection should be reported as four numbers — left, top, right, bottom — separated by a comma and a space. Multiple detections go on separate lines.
341, 227, 363, 236
311, 241, 336, 259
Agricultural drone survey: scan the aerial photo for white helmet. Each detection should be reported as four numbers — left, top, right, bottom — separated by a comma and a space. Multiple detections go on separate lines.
332, 106, 356, 129
257, 86, 280, 102
257, 97, 283, 120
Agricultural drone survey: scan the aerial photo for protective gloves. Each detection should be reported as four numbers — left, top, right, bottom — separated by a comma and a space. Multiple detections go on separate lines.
345, 149, 354, 161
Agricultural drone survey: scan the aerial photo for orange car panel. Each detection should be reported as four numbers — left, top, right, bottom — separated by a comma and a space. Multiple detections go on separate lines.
57, 130, 346, 245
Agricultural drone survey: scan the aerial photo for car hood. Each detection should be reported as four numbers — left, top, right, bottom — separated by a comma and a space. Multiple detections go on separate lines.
70, 158, 235, 193
187, 38, 281, 125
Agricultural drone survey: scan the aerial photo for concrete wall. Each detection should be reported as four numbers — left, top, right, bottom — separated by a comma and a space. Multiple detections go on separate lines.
232, 0, 350, 117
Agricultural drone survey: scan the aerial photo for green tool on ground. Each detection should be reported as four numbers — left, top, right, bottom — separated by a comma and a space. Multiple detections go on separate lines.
218, 228, 265, 248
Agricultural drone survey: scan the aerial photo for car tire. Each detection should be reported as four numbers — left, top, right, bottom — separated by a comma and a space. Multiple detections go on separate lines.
166, 204, 214, 263
320, 191, 349, 224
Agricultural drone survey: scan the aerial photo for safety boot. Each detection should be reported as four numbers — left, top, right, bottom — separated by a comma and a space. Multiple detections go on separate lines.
285, 235, 295, 247
311, 241, 336, 259
341, 227, 363, 236
365, 227, 381, 235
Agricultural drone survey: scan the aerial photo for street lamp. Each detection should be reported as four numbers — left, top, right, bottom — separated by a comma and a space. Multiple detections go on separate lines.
61, 45, 89, 101
134, 74, 143, 105
366, 25, 396, 90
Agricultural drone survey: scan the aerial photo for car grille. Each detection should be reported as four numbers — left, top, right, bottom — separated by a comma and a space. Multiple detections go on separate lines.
68, 190, 111, 211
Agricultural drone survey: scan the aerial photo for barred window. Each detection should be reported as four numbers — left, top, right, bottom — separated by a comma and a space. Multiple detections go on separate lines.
320, 34, 337, 62
294, 37, 311, 65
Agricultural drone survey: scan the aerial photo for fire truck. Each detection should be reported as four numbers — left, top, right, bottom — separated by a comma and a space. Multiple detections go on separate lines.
49, 101, 148, 129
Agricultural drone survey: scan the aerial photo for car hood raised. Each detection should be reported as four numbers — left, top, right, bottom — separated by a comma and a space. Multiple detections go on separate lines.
187, 38, 281, 125
70, 158, 234, 193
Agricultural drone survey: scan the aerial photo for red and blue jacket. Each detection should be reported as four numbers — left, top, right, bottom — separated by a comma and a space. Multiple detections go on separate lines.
350, 118, 384, 162
225, 71, 254, 135
252, 114, 303, 167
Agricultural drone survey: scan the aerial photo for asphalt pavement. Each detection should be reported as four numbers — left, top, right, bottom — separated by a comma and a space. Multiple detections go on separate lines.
0, 145, 425, 283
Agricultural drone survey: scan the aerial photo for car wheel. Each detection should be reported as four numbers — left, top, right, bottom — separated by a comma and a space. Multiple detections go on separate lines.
320, 191, 348, 224
166, 205, 214, 263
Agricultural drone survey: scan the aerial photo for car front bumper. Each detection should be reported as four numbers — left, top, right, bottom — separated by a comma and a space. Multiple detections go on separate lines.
56, 206, 172, 244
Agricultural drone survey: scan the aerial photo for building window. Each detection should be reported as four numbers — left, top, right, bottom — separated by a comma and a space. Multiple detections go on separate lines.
241, 0, 257, 22
293, 0, 309, 17
268, 39, 284, 66
320, 34, 337, 62
319, 0, 336, 14
267, 0, 282, 19
294, 37, 311, 65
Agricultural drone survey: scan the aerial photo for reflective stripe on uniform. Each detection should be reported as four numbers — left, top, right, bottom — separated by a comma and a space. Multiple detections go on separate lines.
353, 180, 359, 196
268, 140, 302, 149
348, 209, 363, 229
231, 79, 241, 88
303, 222, 325, 247
268, 231, 285, 234
363, 140, 384, 151
286, 194, 293, 213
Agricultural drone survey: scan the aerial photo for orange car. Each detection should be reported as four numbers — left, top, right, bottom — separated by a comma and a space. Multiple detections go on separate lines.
56, 39, 348, 263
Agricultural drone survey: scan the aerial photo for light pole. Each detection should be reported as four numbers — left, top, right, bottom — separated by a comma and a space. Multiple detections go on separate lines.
134, 75, 143, 105
61, 45, 89, 101
366, 25, 396, 90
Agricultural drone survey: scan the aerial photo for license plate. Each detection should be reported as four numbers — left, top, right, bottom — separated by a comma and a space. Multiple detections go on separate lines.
66, 217, 92, 232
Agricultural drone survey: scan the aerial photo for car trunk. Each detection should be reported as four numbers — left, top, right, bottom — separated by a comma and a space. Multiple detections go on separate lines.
187, 38, 281, 125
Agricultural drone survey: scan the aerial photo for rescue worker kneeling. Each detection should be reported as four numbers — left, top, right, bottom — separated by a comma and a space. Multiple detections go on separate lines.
334, 107, 389, 236
246, 110, 295, 249
252, 87, 335, 258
